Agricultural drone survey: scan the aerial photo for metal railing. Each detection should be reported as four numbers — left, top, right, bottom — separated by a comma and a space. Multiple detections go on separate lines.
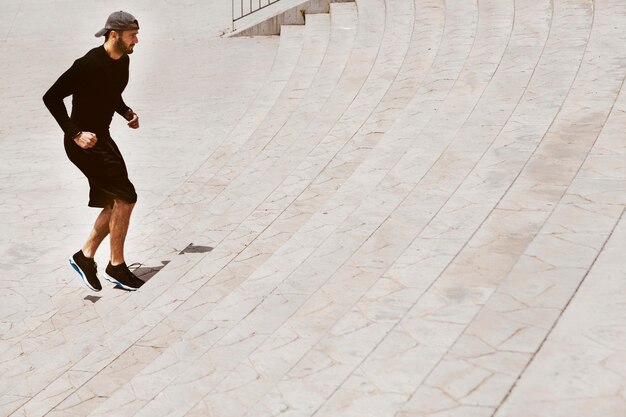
232, 0, 283, 29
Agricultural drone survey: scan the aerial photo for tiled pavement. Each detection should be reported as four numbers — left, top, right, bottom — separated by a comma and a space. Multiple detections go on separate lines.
1, 0, 625, 416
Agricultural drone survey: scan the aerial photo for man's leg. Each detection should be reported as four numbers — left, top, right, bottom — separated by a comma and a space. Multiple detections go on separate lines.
70, 205, 111, 291
82, 205, 113, 258
104, 199, 144, 290
109, 199, 135, 265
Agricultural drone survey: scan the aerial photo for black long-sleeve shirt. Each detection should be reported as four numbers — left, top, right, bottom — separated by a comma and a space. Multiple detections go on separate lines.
43, 45, 132, 139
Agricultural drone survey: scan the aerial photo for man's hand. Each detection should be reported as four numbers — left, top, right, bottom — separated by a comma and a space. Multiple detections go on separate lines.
125, 109, 139, 129
74, 131, 97, 149
127, 113, 139, 129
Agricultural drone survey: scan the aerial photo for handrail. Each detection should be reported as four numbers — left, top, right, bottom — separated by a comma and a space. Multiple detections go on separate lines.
232, 0, 283, 30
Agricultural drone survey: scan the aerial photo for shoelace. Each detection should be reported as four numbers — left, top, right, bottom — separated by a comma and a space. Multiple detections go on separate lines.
126, 262, 143, 280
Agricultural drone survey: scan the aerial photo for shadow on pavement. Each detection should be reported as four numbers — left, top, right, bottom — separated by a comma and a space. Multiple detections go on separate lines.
179, 243, 214, 255
133, 260, 170, 282
110, 244, 213, 291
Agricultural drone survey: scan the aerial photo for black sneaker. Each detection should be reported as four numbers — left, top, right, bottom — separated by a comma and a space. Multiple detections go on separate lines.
69, 250, 102, 292
104, 262, 145, 291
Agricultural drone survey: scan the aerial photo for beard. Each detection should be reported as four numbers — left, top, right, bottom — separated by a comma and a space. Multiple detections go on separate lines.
115, 37, 134, 55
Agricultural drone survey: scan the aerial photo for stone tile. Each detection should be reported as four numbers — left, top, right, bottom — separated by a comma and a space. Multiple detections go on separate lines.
3, 0, 626, 416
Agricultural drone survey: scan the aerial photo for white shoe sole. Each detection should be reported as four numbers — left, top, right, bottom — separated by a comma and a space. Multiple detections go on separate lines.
104, 272, 139, 291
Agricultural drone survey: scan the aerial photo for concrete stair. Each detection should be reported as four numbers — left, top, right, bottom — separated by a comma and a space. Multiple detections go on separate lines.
2, 0, 626, 416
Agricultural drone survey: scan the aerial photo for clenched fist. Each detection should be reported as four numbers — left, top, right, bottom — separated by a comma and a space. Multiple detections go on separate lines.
124, 109, 139, 129
74, 131, 97, 149
127, 113, 139, 129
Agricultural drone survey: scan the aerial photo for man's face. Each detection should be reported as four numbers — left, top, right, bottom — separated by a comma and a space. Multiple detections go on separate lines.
114, 29, 139, 55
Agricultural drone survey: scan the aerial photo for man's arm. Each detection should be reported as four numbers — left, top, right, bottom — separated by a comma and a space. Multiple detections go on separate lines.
43, 59, 98, 149
42, 60, 82, 139
115, 57, 138, 129
118, 98, 139, 129
116, 96, 132, 119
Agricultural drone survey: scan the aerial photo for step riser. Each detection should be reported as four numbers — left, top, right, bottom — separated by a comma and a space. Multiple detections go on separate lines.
5, 0, 626, 415
231, 0, 355, 36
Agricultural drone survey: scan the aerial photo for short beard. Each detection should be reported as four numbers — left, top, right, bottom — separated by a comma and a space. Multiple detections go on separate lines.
115, 37, 133, 55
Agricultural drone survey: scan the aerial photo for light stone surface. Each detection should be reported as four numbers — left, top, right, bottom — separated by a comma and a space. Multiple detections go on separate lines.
2, 0, 625, 416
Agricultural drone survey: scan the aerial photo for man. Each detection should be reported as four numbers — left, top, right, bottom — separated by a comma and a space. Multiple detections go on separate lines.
43, 11, 145, 291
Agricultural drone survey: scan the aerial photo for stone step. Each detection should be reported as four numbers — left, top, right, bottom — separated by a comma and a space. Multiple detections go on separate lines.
0, 7, 354, 417
75, 0, 414, 414
133, 14, 331, 262
79, 0, 488, 412
329, 1, 626, 416
0, 22, 304, 351
4, 0, 625, 415
439, 4, 626, 412
496, 181, 626, 416
0, 18, 322, 416
230, 0, 355, 36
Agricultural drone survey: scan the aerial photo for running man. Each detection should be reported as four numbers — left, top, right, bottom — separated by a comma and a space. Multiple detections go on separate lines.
43, 11, 145, 291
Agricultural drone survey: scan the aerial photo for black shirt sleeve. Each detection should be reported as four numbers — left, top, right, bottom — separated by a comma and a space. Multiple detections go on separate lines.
42, 59, 82, 138
116, 96, 132, 120
115, 57, 132, 119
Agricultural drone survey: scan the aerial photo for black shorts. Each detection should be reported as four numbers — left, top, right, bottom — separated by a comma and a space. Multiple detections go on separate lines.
64, 132, 137, 208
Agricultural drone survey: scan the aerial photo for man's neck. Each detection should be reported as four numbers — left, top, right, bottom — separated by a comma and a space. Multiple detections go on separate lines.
104, 42, 123, 60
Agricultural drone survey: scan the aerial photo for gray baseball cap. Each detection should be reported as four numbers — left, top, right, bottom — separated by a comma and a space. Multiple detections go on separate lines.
95, 11, 139, 37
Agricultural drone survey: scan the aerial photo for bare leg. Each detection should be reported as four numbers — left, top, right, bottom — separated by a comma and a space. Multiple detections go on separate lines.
82, 206, 112, 258
109, 199, 135, 266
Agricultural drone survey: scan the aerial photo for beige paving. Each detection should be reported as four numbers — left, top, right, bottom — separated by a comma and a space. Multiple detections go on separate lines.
396, 0, 626, 416
0, 0, 278, 414
2, 0, 625, 416
83, 1, 387, 415
15, 6, 352, 417
0, 18, 325, 417
494, 212, 626, 417
0, 0, 279, 339
0, 23, 301, 365
1, 3, 352, 416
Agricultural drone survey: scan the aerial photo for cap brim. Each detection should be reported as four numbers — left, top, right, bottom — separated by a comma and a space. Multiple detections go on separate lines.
94, 28, 108, 37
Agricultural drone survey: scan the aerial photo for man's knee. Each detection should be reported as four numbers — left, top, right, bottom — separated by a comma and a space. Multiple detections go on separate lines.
113, 198, 135, 210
